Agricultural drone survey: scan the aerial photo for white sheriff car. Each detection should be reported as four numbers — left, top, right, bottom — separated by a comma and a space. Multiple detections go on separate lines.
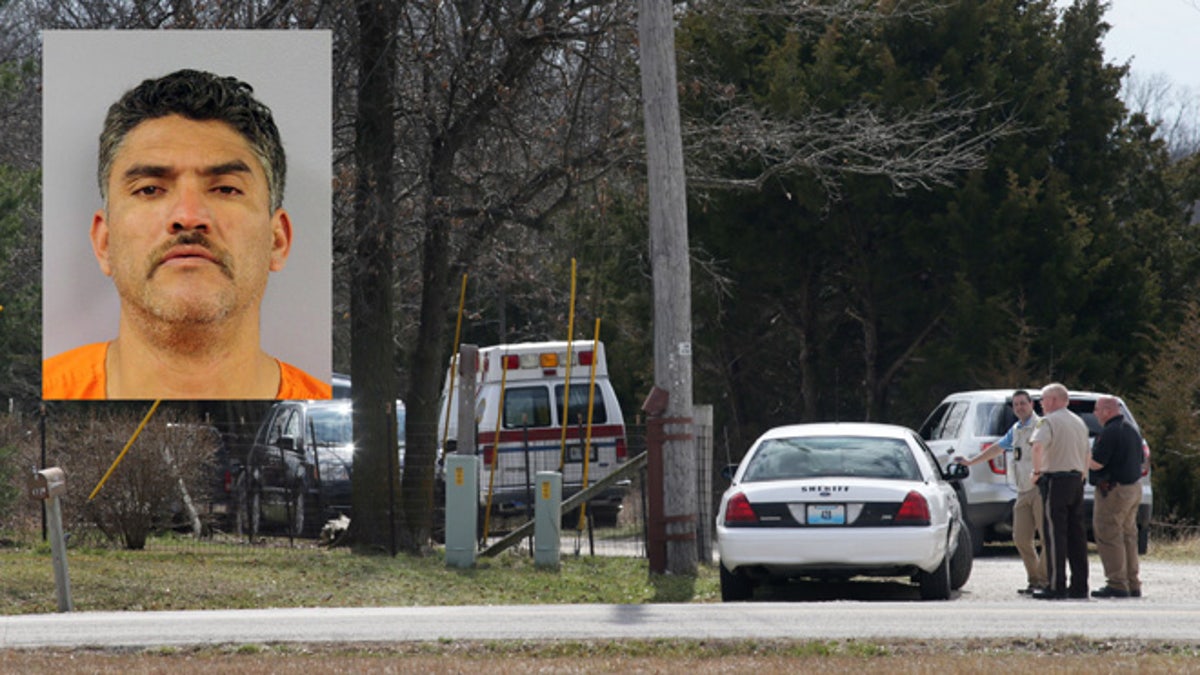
716, 423, 973, 601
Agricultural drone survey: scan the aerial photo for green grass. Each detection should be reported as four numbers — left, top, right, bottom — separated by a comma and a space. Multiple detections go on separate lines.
3, 529, 1197, 616
0, 533, 719, 615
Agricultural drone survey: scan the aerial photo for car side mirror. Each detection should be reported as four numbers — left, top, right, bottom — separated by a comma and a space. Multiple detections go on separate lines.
277, 435, 297, 452
946, 462, 969, 480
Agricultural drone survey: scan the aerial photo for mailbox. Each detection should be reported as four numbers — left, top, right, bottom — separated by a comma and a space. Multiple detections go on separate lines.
28, 467, 67, 501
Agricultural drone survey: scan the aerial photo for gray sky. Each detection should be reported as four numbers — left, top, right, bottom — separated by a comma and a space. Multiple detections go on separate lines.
1060, 0, 1200, 94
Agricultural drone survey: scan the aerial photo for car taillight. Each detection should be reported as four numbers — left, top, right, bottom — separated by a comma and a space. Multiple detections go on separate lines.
1141, 441, 1151, 477
724, 492, 758, 525
615, 437, 627, 461
985, 442, 1007, 475
482, 445, 494, 466
895, 491, 931, 525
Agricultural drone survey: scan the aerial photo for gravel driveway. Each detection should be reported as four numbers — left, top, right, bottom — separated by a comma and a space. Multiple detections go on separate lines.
747, 544, 1196, 602
958, 545, 1193, 603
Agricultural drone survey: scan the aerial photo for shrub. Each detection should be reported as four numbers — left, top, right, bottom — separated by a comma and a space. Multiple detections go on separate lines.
0, 443, 19, 522
0, 408, 40, 538
48, 405, 220, 550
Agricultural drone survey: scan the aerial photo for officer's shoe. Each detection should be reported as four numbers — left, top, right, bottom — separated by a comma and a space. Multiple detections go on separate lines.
1031, 588, 1067, 600
1129, 589, 1142, 598
1090, 586, 1130, 598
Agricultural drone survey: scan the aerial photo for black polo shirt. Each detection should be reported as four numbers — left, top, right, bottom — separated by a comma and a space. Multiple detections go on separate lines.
1090, 413, 1143, 485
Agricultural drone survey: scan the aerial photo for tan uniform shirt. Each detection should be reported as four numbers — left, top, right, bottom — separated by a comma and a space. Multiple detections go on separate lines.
1030, 407, 1090, 474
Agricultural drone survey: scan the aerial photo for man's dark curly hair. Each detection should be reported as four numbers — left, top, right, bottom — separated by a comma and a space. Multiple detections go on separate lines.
98, 69, 286, 211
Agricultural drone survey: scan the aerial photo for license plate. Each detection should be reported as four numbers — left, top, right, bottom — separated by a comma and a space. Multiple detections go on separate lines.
565, 445, 599, 463
807, 504, 845, 525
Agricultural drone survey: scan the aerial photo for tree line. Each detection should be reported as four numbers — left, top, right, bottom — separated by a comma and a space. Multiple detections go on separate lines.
1, 0, 1198, 552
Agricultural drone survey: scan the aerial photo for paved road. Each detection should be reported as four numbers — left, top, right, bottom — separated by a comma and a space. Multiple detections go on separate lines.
4, 553, 1199, 648
3, 600, 1200, 648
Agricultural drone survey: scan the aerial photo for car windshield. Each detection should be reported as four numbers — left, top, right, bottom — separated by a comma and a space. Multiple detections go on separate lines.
741, 436, 921, 482
309, 406, 353, 446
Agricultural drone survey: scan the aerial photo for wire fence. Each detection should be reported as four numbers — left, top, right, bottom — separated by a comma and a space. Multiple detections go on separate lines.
1, 407, 718, 564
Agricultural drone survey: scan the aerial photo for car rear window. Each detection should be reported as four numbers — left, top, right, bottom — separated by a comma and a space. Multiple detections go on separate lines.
1063, 399, 1141, 437
1064, 400, 1102, 436
742, 436, 921, 482
555, 383, 609, 426
503, 386, 553, 428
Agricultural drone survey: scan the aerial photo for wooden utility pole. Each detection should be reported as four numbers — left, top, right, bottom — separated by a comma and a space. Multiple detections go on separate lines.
638, 0, 697, 576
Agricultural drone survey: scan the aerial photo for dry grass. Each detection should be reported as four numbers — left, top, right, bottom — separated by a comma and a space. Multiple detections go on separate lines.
3, 530, 1199, 670
3, 639, 1200, 674
1147, 527, 1200, 561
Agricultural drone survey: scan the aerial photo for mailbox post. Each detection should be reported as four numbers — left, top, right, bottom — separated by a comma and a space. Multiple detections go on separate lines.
28, 467, 72, 612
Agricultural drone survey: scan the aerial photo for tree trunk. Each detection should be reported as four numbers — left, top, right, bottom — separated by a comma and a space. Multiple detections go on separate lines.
398, 195, 453, 553
350, 0, 400, 555
639, 0, 697, 576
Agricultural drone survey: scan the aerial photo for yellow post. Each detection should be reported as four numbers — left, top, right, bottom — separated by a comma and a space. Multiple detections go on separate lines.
482, 356, 509, 542
441, 274, 469, 450
557, 258, 577, 471
577, 319, 602, 531
88, 400, 162, 501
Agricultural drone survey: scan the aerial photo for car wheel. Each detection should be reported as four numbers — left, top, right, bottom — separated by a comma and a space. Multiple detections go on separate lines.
952, 487, 985, 556
592, 507, 620, 528
950, 521, 974, 591
289, 488, 306, 538
1138, 523, 1149, 555
919, 547, 953, 600
965, 519, 984, 557
719, 561, 754, 602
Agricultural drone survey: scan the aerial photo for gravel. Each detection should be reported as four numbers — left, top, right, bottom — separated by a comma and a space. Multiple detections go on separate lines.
957, 546, 1194, 603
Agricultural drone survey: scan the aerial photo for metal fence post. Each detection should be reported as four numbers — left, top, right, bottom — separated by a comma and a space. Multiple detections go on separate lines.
693, 405, 713, 565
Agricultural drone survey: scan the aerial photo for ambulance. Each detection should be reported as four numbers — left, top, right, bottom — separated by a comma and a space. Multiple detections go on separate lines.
439, 341, 630, 526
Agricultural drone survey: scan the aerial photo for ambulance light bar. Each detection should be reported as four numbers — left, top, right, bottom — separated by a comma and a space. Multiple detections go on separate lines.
498, 350, 594, 374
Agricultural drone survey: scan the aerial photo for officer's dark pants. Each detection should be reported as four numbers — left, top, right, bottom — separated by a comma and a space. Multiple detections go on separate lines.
1040, 473, 1088, 596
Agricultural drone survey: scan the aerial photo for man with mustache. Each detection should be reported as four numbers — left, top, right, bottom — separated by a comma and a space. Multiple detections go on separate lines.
42, 69, 330, 400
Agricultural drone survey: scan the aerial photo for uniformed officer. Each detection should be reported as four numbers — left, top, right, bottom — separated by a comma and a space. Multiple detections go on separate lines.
955, 389, 1047, 594
1030, 382, 1090, 600
1089, 396, 1144, 598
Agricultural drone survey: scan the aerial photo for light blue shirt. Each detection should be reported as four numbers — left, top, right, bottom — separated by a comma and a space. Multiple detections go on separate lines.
995, 415, 1037, 452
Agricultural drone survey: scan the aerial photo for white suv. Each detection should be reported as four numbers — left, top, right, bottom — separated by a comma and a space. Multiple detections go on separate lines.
918, 389, 1152, 554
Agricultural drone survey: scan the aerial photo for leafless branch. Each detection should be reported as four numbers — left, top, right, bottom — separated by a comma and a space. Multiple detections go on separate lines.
684, 96, 1019, 194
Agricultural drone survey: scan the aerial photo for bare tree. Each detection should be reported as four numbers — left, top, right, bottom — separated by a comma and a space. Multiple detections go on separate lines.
677, 0, 1015, 198
380, 1, 640, 553
684, 97, 1014, 197
15, 0, 330, 29
347, 0, 401, 554
1123, 72, 1200, 159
